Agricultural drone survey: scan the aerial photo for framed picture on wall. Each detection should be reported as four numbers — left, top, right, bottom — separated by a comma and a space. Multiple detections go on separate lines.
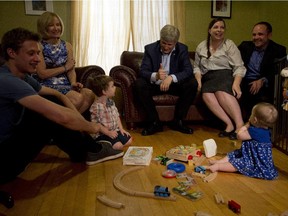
211, 0, 232, 18
25, 0, 53, 15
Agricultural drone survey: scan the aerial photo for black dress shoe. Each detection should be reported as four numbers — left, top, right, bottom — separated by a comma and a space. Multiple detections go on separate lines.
0, 191, 14, 208
218, 130, 237, 140
218, 130, 231, 137
229, 132, 237, 140
171, 120, 193, 134
141, 121, 163, 136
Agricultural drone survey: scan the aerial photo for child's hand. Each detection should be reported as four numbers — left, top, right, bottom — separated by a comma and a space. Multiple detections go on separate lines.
120, 129, 130, 137
71, 82, 83, 92
107, 130, 118, 139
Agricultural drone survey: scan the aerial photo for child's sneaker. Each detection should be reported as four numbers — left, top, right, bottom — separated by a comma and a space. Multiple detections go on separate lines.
86, 143, 123, 165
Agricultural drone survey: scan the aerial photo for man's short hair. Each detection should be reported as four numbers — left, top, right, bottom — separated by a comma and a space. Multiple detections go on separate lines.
1, 27, 40, 60
254, 21, 272, 33
160, 24, 180, 42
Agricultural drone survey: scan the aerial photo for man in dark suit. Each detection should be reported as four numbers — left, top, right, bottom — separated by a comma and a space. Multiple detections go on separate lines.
238, 21, 286, 121
134, 24, 198, 136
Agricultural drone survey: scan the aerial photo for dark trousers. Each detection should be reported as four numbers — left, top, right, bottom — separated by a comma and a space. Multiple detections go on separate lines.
0, 97, 100, 184
240, 79, 273, 121
134, 76, 198, 123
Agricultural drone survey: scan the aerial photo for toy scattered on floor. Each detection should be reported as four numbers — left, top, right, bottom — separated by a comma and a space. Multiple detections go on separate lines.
194, 211, 212, 216
162, 169, 177, 178
193, 155, 206, 167
228, 200, 241, 214
214, 192, 225, 204
154, 186, 170, 197
194, 166, 206, 174
113, 166, 177, 201
203, 139, 217, 158
97, 194, 125, 209
166, 144, 202, 162
176, 172, 197, 187
203, 172, 217, 183
123, 146, 153, 166
167, 162, 186, 173
154, 155, 174, 165
267, 210, 288, 216
191, 170, 218, 183
173, 185, 204, 201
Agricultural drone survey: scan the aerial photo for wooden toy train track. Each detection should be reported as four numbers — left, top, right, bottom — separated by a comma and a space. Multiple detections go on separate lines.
113, 166, 177, 201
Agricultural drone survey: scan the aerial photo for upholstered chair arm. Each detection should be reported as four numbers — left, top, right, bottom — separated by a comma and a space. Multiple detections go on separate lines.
110, 65, 141, 130
75, 65, 105, 87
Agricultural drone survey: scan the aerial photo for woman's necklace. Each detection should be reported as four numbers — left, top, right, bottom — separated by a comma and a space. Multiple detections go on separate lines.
47, 39, 61, 54
51, 42, 61, 54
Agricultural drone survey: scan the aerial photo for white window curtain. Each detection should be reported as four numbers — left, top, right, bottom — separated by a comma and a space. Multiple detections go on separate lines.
71, 0, 184, 74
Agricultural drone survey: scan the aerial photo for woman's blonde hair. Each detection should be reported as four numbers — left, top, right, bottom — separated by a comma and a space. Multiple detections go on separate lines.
37, 11, 64, 39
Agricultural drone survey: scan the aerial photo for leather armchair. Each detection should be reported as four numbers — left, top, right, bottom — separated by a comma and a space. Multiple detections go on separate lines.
110, 51, 212, 130
75, 65, 105, 86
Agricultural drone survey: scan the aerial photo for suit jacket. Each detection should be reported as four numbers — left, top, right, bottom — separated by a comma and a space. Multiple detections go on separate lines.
139, 40, 193, 82
238, 40, 286, 83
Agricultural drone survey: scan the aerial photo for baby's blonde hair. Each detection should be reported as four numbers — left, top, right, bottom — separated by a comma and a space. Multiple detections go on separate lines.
251, 102, 278, 128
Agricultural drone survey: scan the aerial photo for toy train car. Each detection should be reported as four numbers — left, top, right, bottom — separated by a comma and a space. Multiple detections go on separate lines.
154, 186, 170, 197
194, 166, 206, 174
228, 200, 241, 213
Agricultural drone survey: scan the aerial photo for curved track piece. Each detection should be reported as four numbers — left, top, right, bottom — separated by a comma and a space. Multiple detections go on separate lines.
113, 166, 176, 201
97, 194, 125, 209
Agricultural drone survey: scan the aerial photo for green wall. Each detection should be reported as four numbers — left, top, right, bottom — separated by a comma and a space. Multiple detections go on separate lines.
0, 1, 287, 51
185, 1, 288, 51
0, 1, 71, 42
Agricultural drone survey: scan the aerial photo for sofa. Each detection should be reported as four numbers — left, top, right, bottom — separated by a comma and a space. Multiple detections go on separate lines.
110, 51, 214, 130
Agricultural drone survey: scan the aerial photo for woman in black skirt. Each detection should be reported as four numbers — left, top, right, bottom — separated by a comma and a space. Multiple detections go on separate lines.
194, 18, 246, 140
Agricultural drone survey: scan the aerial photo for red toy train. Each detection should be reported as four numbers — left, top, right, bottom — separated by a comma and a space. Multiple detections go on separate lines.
228, 200, 241, 213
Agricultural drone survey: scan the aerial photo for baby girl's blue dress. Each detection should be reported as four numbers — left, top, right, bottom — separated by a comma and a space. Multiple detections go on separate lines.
227, 126, 278, 180
34, 40, 71, 94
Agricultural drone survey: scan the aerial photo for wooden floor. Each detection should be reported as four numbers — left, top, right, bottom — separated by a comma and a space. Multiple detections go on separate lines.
1, 124, 288, 216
